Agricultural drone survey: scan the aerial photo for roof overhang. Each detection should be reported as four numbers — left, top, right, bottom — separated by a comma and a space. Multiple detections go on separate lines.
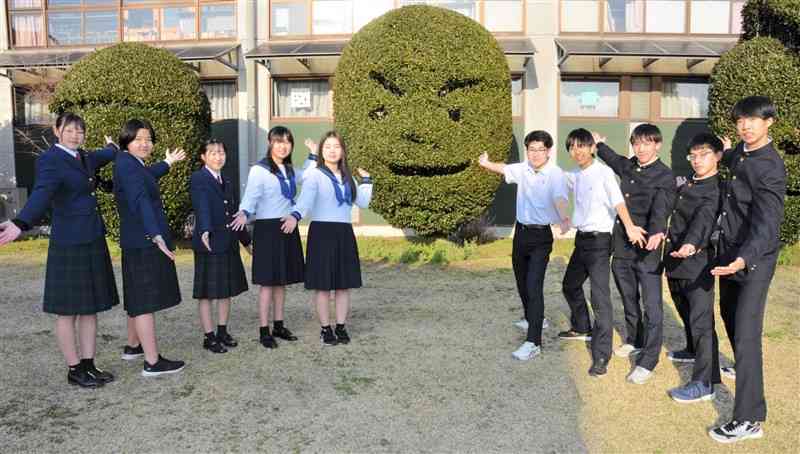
0, 44, 240, 72
555, 38, 737, 70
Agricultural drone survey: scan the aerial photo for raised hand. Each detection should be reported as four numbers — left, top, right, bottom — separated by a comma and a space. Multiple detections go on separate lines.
201, 231, 211, 252
0, 220, 22, 246
152, 235, 176, 261
356, 168, 370, 178
165, 148, 186, 165
719, 136, 732, 151
104, 135, 117, 147
304, 138, 318, 155
228, 211, 248, 231
478, 152, 489, 166
626, 224, 648, 248
591, 131, 607, 144
280, 215, 298, 234
670, 243, 696, 258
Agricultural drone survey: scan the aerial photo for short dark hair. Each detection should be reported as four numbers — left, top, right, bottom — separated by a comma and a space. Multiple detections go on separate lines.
202, 138, 226, 155
630, 123, 662, 144
687, 132, 724, 154
119, 119, 156, 151
565, 128, 594, 152
265, 125, 295, 174
731, 96, 777, 121
524, 130, 553, 149
55, 112, 86, 132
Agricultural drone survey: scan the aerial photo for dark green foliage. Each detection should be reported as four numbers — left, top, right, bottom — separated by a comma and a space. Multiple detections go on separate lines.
333, 5, 512, 236
742, 0, 800, 49
782, 195, 800, 244
51, 43, 211, 240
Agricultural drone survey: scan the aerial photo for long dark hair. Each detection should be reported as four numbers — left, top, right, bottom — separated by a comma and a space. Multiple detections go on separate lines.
318, 131, 356, 202
266, 125, 294, 175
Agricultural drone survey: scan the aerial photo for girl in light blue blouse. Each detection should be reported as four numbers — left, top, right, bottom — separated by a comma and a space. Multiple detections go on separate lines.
231, 126, 315, 349
284, 131, 372, 346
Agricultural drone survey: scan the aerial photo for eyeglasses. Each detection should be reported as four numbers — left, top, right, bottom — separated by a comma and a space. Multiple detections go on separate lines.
686, 150, 715, 162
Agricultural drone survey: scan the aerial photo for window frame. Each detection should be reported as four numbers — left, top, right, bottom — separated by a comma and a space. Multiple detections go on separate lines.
558, 0, 744, 36
7, 0, 237, 49
558, 76, 623, 120
269, 75, 334, 121
657, 76, 710, 120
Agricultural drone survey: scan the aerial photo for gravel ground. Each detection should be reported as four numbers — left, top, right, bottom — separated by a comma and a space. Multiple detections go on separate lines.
1, 253, 588, 453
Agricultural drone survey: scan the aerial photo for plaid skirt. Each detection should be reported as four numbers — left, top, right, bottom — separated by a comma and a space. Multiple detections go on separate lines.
193, 248, 248, 299
43, 237, 119, 315
252, 218, 305, 286
121, 245, 181, 317
305, 221, 362, 290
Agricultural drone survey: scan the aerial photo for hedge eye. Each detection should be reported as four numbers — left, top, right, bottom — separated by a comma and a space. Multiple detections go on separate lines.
438, 78, 481, 97
448, 108, 461, 122
369, 106, 388, 120
369, 71, 404, 96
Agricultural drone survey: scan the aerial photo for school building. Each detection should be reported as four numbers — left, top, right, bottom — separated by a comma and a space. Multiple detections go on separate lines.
0, 0, 742, 232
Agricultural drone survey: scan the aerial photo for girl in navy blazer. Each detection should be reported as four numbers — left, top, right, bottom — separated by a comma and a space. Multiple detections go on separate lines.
0, 112, 119, 388
190, 139, 251, 354
113, 119, 187, 377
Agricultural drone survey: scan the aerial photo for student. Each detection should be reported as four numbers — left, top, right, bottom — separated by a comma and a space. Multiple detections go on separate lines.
593, 126, 676, 384
190, 139, 252, 354
664, 133, 723, 403
284, 131, 372, 346
708, 96, 786, 443
0, 112, 118, 388
114, 119, 187, 377
231, 126, 316, 349
478, 130, 570, 360
558, 128, 646, 377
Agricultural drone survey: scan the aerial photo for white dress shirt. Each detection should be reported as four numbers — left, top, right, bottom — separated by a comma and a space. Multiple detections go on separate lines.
56, 143, 79, 159
239, 158, 314, 220
566, 160, 624, 233
292, 167, 372, 223
504, 162, 568, 225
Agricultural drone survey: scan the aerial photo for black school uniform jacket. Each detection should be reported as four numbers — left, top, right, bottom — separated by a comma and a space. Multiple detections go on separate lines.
597, 143, 676, 272
190, 168, 251, 254
717, 141, 786, 281
663, 174, 720, 280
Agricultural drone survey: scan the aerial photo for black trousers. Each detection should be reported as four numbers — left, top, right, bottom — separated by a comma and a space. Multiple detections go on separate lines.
562, 232, 613, 361
719, 273, 774, 422
667, 277, 721, 385
611, 258, 663, 370
512, 224, 553, 345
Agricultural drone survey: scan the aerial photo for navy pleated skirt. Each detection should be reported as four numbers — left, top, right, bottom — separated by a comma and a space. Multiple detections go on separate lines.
304, 221, 362, 290
121, 245, 181, 317
43, 237, 119, 315
193, 249, 248, 299
252, 218, 304, 286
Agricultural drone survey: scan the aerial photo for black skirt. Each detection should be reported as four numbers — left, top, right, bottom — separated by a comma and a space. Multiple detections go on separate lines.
305, 221, 362, 290
252, 218, 304, 286
43, 237, 119, 315
121, 245, 181, 317
193, 248, 248, 299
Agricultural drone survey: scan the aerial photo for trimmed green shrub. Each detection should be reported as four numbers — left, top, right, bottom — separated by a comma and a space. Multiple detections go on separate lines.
782, 195, 800, 245
51, 42, 210, 240
333, 5, 512, 237
742, 0, 800, 49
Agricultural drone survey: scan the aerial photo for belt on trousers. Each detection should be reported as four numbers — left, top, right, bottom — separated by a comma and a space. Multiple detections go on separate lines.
576, 230, 610, 237
517, 223, 550, 231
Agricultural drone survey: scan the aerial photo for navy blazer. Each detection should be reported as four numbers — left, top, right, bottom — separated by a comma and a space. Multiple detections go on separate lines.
190, 167, 251, 254
16, 144, 117, 246
113, 151, 173, 250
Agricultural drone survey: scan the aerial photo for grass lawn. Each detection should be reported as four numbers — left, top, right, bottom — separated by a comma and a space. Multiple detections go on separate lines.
1, 237, 798, 453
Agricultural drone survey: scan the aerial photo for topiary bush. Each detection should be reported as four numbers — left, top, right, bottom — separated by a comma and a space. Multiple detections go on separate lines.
333, 5, 512, 237
742, 0, 800, 50
708, 35, 800, 244
50, 42, 210, 241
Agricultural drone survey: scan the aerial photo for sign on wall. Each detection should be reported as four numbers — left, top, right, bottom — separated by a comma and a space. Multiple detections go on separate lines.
290, 87, 311, 109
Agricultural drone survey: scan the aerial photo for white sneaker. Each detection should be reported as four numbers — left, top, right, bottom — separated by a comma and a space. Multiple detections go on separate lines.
721, 366, 736, 380
513, 318, 549, 331
614, 343, 641, 358
511, 341, 541, 361
626, 366, 653, 384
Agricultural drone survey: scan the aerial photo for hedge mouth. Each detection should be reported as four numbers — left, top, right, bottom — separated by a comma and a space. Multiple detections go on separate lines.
388, 161, 470, 177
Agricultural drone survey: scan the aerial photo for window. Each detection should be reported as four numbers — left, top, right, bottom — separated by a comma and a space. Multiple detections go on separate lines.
201, 4, 236, 38
354, 0, 394, 31
484, 0, 524, 32
645, 0, 685, 33
272, 79, 332, 118
605, 0, 643, 33
47, 12, 82, 46
161, 7, 196, 40
630, 77, 650, 119
271, 1, 309, 36
661, 80, 709, 118
511, 76, 523, 117
11, 13, 45, 47
124, 9, 159, 41
312, 0, 353, 34
85, 11, 119, 43
14, 88, 55, 126
201, 81, 237, 121
562, 0, 600, 32
560, 80, 620, 117
400, 1, 478, 20
690, 0, 730, 33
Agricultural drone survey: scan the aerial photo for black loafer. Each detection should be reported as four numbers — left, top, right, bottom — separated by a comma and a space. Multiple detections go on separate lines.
259, 335, 278, 349
217, 332, 238, 348
273, 326, 298, 341
84, 363, 115, 384
68, 368, 104, 388
588, 357, 609, 377
203, 338, 228, 354
334, 327, 351, 345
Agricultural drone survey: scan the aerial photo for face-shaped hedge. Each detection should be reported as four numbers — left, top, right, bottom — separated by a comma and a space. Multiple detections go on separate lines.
334, 5, 512, 236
